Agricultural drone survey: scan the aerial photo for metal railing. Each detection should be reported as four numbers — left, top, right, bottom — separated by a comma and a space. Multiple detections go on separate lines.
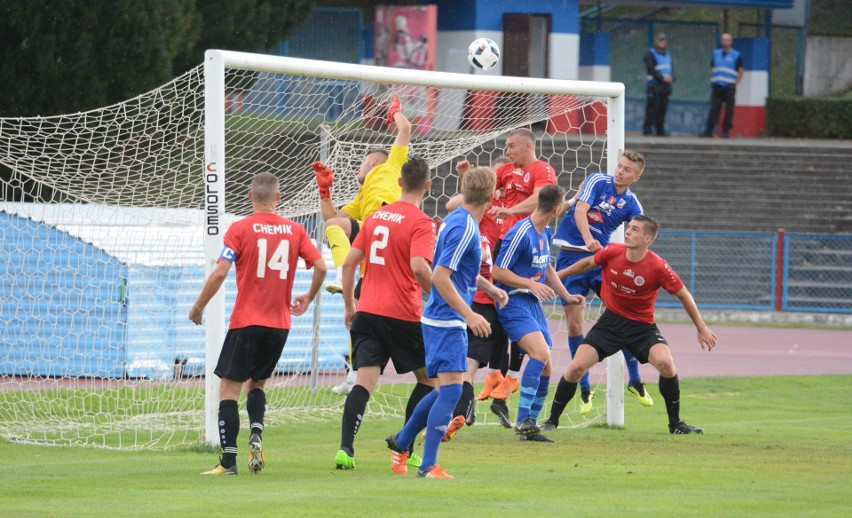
650, 230, 852, 313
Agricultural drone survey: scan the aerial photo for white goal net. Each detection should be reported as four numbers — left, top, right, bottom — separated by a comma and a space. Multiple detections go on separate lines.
0, 50, 624, 449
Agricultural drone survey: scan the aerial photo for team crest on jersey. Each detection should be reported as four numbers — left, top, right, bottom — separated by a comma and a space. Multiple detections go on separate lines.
523, 172, 531, 183
623, 268, 635, 278
617, 199, 627, 209
634, 276, 645, 286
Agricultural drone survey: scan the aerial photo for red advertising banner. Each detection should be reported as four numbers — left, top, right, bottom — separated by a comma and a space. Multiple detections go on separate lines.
373, 5, 439, 133
374, 5, 437, 71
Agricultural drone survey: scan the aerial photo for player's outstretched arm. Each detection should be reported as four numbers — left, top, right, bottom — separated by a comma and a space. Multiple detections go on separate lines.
545, 265, 584, 306
446, 160, 472, 212
573, 200, 601, 251
433, 266, 491, 338
674, 287, 717, 351
388, 95, 412, 148
312, 161, 338, 221
189, 260, 232, 324
556, 255, 597, 280
292, 257, 328, 317
476, 275, 508, 309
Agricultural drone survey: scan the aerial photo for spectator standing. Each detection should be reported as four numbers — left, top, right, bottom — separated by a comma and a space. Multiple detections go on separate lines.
642, 33, 674, 137
703, 33, 744, 138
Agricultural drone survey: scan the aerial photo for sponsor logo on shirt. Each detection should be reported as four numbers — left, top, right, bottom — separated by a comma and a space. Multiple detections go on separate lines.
371, 210, 405, 224
253, 223, 293, 235
623, 268, 635, 278
532, 255, 549, 268
588, 211, 604, 223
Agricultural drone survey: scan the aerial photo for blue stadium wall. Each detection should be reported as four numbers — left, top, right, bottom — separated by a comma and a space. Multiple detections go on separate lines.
0, 211, 348, 379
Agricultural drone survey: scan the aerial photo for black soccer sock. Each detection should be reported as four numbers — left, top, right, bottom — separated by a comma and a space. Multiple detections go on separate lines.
246, 388, 266, 437
659, 374, 681, 425
405, 382, 434, 424
340, 384, 370, 455
218, 399, 239, 468
547, 377, 578, 425
452, 381, 475, 422
508, 341, 525, 372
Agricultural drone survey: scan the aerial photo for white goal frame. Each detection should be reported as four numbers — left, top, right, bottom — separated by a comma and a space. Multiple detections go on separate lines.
203, 49, 627, 445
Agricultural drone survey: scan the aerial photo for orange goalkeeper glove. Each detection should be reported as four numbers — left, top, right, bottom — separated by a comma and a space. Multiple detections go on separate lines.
312, 161, 334, 200
386, 94, 401, 125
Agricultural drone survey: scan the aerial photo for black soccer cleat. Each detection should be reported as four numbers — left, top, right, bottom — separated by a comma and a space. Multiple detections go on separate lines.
669, 420, 704, 434
520, 431, 556, 443
489, 399, 513, 429
515, 417, 541, 437
539, 419, 558, 431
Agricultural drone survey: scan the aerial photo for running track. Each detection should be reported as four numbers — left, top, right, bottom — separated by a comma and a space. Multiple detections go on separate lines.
547, 321, 852, 379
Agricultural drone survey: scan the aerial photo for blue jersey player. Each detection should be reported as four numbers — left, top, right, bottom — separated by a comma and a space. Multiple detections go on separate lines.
386, 167, 507, 479
546, 150, 651, 424
492, 184, 584, 442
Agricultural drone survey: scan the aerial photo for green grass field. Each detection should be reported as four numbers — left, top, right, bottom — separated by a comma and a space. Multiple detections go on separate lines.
1, 375, 850, 517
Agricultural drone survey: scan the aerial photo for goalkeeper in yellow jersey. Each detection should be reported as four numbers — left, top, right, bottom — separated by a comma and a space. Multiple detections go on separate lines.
312, 94, 411, 394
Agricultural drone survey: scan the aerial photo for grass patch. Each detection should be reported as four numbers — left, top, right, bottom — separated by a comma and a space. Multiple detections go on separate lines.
0, 375, 850, 516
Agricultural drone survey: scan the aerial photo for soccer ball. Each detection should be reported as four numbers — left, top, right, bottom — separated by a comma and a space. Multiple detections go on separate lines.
467, 38, 501, 71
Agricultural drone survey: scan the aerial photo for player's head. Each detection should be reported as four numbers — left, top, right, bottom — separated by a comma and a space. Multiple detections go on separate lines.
536, 184, 566, 222
491, 154, 510, 169
654, 32, 667, 51
400, 156, 431, 193
504, 128, 536, 167
249, 172, 281, 207
462, 166, 497, 207
625, 215, 660, 248
358, 148, 390, 184
614, 149, 645, 189
720, 33, 733, 50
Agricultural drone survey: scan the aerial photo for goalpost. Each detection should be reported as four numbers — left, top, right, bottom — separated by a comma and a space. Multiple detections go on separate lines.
0, 49, 626, 451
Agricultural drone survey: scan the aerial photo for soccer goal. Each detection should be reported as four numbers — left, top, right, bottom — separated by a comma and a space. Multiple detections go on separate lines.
0, 49, 626, 450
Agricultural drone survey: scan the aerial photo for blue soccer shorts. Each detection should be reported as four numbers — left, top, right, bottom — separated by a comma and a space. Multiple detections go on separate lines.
422, 322, 468, 378
496, 293, 552, 348
556, 249, 602, 305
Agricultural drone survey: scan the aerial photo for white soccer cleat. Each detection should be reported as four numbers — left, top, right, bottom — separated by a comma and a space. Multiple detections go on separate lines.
332, 368, 357, 395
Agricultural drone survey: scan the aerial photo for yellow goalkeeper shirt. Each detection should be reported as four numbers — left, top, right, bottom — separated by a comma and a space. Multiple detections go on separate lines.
342, 144, 408, 222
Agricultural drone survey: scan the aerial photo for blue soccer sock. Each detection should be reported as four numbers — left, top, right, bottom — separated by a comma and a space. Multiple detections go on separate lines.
569, 335, 591, 392
517, 357, 545, 422
421, 383, 462, 471
623, 348, 642, 386
529, 374, 551, 422
397, 389, 438, 451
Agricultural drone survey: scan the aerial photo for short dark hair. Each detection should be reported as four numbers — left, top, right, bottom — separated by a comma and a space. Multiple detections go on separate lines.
365, 148, 389, 161
633, 214, 660, 240
537, 184, 565, 213
401, 156, 430, 191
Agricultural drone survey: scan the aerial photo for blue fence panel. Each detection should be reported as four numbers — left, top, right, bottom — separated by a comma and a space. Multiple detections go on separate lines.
652, 230, 776, 310
783, 233, 852, 313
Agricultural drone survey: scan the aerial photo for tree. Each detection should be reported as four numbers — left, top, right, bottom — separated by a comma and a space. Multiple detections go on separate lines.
0, 0, 314, 117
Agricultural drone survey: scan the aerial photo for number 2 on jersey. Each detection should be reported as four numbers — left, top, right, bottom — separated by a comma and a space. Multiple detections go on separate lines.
256, 238, 290, 279
369, 225, 389, 266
